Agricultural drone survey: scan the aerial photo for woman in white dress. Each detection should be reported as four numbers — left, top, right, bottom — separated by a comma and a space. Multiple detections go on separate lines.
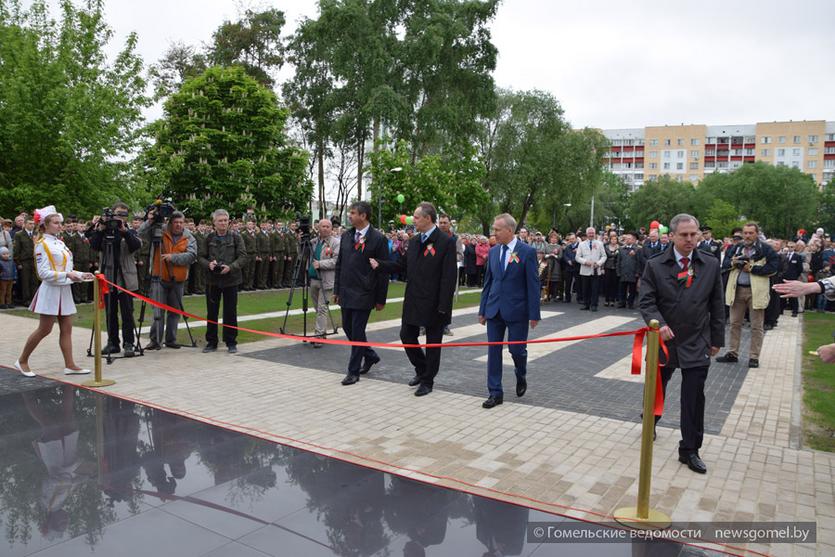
14, 206, 93, 377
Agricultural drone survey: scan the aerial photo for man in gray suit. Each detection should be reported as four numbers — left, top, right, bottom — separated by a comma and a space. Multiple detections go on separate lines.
639, 213, 725, 474
309, 219, 341, 347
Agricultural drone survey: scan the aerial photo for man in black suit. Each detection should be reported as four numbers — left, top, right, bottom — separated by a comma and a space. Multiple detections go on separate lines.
637, 228, 663, 277
639, 213, 725, 474
333, 201, 390, 386
782, 240, 805, 317
370, 202, 457, 396
697, 226, 722, 260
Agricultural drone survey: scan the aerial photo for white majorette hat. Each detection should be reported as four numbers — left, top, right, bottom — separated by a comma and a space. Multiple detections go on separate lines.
33, 205, 62, 226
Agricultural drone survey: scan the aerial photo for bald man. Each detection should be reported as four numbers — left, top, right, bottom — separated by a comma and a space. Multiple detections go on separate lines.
309, 219, 341, 345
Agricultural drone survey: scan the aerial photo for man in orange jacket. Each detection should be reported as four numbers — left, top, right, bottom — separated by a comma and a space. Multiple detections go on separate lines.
139, 210, 197, 350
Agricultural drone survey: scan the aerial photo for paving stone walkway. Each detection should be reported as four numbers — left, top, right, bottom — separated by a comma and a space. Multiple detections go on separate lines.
0, 303, 830, 557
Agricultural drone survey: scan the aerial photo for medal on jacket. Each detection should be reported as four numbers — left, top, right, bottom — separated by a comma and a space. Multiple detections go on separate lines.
677, 266, 694, 288
509, 252, 520, 264
423, 243, 435, 257
354, 239, 365, 252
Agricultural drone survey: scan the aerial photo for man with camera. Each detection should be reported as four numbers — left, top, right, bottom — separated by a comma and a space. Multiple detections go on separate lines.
716, 223, 780, 368
138, 208, 197, 350
198, 209, 247, 354
308, 218, 341, 347
87, 202, 142, 357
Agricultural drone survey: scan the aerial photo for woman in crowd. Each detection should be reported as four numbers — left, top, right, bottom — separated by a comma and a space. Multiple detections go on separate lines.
475, 235, 490, 286
542, 231, 563, 302
14, 206, 93, 377
602, 230, 620, 307
463, 235, 478, 287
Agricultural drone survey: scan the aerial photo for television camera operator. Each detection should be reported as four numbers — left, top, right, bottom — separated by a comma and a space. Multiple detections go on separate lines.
138, 202, 197, 350
86, 202, 142, 357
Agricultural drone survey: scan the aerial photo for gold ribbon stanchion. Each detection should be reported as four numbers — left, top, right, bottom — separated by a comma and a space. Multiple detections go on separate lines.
83, 272, 115, 388
614, 319, 670, 530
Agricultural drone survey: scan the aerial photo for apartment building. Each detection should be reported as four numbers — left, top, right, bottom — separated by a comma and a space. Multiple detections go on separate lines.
602, 120, 835, 190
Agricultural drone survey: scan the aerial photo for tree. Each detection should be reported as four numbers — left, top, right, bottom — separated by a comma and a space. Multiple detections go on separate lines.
704, 199, 744, 239
817, 182, 835, 235
144, 66, 311, 219
209, 8, 286, 88
0, 0, 150, 216
627, 176, 697, 230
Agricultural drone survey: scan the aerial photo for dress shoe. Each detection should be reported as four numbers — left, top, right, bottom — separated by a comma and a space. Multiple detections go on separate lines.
408, 375, 421, 387
414, 384, 433, 396
360, 354, 381, 374
123, 344, 136, 358
63, 367, 91, 375
341, 374, 359, 386
516, 378, 527, 397
679, 453, 707, 474
103, 343, 120, 355
715, 353, 738, 363
617, 303, 626, 309
312, 342, 323, 349
165, 342, 182, 349
227, 345, 238, 354
14, 360, 36, 378
748, 358, 759, 368
443, 326, 453, 336
202, 344, 217, 353
482, 395, 503, 409
145, 341, 161, 351
791, 311, 798, 317
580, 305, 590, 311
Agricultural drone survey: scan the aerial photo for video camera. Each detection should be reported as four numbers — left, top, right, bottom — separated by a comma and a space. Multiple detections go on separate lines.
100, 207, 123, 236
732, 255, 751, 269
297, 213, 311, 239
145, 198, 176, 225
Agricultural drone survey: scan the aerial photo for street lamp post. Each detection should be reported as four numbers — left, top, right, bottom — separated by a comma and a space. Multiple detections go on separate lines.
379, 166, 403, 229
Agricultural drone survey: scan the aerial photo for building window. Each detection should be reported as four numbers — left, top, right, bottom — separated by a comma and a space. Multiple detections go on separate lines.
825, 147, 835, 155
761, 136, 771, 144
649, 138, 658, 146
745, 148, 754, 156
809, 148, 818, 156
825, 159, 835, 169
690, 162, 699, 170
777, 148, 786, 157
809, 135, 819, 144
691, 138, 700, 145
635, 162, 644, 169
809, 160, 817, 169
676, 138, 683, 146
792, 148, 801, 156
663, 151, 671, 159
649, 162, 657, 169
690, 150, 699, 159
731, 162, 741, 169
718, 161, 728, 169
793, 135, 801, 143
778, 136, 786, 143
777, 161, 786, 167
705, 149, 716, 156
649, 151, 657, 158
744, 136, 756, 143
761, 149, 769, 157
676, 162, 684, 170
663, 162, 671, 170
635, 173, 644, 180
792, 161, 800, 169
664, 139, 671, 146
677, 150, 684, 159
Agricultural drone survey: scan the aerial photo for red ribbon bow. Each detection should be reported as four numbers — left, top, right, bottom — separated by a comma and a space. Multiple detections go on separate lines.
630, 328, 668, 416
423, 245, 435, 257
96, 274, 110, 309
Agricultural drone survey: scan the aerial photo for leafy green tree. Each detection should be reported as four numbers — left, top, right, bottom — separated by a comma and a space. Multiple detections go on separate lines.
704, 198, 744, 239
368, 139, 487, 227
817, 182, 835, 235
144, 66, 311, 219
0, 0, 150, 216
627, 175, 697, 231
209, 8, 286, 88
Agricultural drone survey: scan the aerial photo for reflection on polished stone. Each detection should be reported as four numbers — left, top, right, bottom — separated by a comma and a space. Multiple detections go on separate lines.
0, 375, 716, 556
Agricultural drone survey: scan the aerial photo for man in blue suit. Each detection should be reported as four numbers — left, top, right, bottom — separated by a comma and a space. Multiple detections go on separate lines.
478, 213, 541, 409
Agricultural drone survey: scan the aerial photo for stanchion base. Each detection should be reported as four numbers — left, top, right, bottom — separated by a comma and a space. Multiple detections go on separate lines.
613, 507, 671, 530
82, 379, 116, 388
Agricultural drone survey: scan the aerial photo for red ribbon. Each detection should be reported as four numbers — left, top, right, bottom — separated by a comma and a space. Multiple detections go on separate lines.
354, 242, 365, 252
96, 274, 110, 309
423, 245, 435, 257
630, 328, 668, 417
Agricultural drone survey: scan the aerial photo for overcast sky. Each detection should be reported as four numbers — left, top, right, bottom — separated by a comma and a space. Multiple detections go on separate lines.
88, 0, 835, 128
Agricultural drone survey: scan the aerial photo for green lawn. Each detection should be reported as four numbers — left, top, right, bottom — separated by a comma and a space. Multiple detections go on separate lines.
801, 311, 835, 452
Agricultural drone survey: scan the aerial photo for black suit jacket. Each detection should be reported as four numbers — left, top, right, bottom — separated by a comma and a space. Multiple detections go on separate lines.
783, 251, 805, 281
698, 239, 722, 260
638, 241, 664, 274
639, 246, 725, 369
377, 228, 457, 327
334, 225, 390, 310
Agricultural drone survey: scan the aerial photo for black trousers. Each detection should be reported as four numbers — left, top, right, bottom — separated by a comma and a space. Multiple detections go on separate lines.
342, 307, 377, 376
205, 284, 238, 347
105, 290, 135, 347
619, 281, 637, 307
400, 322, 444, 387
659, 365, 708, 456
603, 271, 619, 302
580, 275, 600, 308
563, 271, 575, 302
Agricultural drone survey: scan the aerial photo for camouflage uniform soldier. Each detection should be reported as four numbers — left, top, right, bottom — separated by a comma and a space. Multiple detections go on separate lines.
256, 221, 271, 289
242, 220, 258, 291
271, 221, 286, 288
283, 223, 299, 287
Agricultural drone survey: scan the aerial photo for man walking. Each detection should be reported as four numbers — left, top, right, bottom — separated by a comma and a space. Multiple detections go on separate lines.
639, 214, 725, 474
370, 203, 457, 396
716, 223, 779, 368
333, 201, 390, 385
478, 213, 541, 409
575, 226, 607, 311
309, 218, 341, 346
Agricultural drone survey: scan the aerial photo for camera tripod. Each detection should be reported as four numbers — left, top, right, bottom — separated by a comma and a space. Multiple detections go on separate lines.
279, 234, 338, 339
87, 226, 144, 365
136, 222, 197, 351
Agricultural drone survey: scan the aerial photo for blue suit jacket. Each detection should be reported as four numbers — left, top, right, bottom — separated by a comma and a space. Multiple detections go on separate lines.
479, 240, 541, 323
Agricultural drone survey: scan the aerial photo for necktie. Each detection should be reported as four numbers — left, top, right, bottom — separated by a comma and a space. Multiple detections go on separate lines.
421, 233, 428, 243
501, 244, 509, 270
589, 240, 592, 250
681, 256, 689, 271
354, 231, 361, 243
